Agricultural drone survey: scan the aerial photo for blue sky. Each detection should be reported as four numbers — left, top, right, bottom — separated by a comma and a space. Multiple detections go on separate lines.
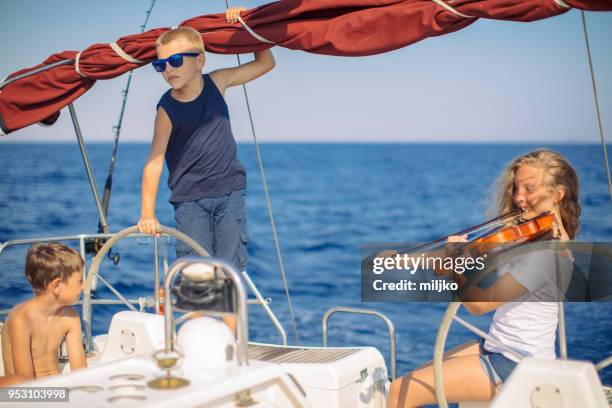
0, 0, 611, 142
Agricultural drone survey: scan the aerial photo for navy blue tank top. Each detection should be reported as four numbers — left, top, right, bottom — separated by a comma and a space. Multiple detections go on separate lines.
157, 74, 246, 203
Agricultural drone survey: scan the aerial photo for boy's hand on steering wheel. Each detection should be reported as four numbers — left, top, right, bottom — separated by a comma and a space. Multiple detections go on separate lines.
138, 215, 160, 236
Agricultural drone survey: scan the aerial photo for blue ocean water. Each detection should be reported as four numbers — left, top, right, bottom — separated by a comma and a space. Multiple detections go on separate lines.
0, 143, 610, 385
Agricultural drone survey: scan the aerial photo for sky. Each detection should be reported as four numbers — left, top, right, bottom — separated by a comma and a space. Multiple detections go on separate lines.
0, 0, 611, 143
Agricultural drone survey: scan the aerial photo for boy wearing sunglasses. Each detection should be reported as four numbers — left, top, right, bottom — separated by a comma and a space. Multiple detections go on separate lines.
138, 8, 275, 309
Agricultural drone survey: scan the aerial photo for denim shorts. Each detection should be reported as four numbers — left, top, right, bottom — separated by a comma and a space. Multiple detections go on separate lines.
478, 339, 518, 385
172, 189, 249, 271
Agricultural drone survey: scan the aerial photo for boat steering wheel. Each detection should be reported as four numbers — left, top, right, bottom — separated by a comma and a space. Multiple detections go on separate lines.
432, 302, 463, 408
81, 225, 210, 347
84, 225, 210, 295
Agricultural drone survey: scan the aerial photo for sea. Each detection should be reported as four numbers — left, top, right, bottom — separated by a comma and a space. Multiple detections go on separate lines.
1, 143, 611, 386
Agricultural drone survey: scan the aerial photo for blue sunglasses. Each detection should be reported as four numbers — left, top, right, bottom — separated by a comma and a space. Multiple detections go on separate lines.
152, 52, 200, 72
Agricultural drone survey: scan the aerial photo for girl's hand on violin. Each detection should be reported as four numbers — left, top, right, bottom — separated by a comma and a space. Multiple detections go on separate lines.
443, 234, 467, 265
447, 234, 468, 243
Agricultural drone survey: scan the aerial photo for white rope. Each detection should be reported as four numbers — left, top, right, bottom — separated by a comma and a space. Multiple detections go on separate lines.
109, 42, 143, 64
74, 51, 86, 77
237, 15, 274, 44
554, 0, 571, 9
75, 42, 144, 78
430, 0, 475, 19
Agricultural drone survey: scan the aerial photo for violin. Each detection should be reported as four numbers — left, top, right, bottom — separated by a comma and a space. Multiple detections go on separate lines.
385, 211, 559, 260
366, 211, 559, 273
461, 211, 558, 257
476, 211, 556, 243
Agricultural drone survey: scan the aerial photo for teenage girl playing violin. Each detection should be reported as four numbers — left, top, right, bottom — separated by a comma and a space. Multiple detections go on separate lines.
387, 149, 580, 408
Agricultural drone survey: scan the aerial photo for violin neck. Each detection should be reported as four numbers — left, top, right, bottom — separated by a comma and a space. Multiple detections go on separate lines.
400, 211, 520, 254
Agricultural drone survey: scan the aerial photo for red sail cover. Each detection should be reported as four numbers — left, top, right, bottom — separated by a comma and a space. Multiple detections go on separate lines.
0, 0, 610, 135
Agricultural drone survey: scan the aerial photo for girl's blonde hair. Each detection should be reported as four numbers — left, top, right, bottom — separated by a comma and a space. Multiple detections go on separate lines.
492, 149, 581, 239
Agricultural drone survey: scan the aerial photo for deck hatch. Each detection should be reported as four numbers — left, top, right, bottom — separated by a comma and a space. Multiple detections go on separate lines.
248, 344, 360, 364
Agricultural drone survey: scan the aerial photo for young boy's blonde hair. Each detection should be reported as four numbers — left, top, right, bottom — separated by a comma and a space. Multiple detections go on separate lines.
156, 26, 205, 53
25, 243, 84, 294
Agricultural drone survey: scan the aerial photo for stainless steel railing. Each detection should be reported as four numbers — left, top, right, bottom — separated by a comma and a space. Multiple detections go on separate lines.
0, 232, 287, 349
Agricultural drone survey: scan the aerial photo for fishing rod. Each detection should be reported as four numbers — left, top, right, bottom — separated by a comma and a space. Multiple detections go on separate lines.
87, 0, 157, 264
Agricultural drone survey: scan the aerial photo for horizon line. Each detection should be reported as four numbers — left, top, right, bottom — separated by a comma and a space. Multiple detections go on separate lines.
1, 139, 610, 146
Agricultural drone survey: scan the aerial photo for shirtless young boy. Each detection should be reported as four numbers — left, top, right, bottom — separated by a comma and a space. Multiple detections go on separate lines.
1, 243, 87, 379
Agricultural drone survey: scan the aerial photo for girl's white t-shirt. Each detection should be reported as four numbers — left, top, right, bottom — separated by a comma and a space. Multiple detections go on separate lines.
484, 248, 574, 362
